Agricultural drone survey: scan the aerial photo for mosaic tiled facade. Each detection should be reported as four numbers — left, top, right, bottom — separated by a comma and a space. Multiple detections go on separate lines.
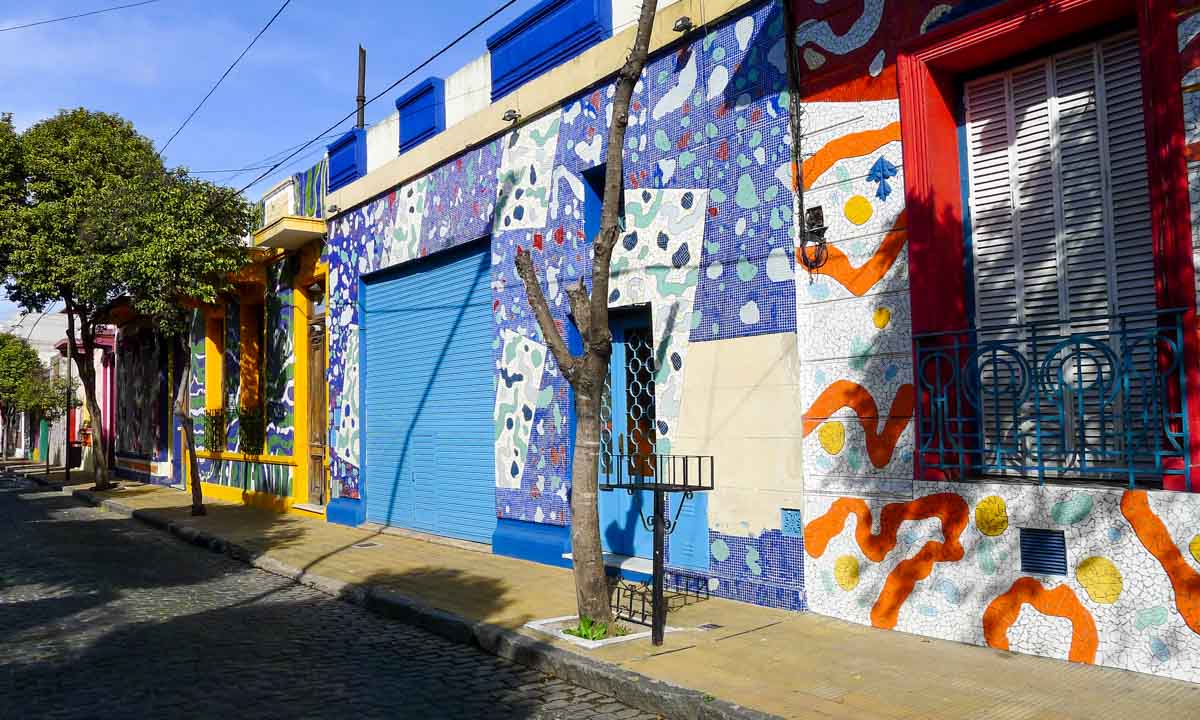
224, 300, 242, 453
196, 457, 293, 497
115, 328, 165, 460
264, 256, 297, 457
325, 1, 803, 606
188, 309, 207, 451
790, 0, 1200, 683
804, 485, 1200, 683
110, 0, 1200, 684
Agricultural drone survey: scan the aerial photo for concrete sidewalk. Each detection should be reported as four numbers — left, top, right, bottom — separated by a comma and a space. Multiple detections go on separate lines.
17, 468, 1200, 720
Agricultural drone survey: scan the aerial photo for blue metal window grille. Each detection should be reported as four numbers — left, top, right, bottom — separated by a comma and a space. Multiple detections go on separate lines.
601, 317, 657, 478
1019, 528, 1067, 576
914, 309, 1191, 489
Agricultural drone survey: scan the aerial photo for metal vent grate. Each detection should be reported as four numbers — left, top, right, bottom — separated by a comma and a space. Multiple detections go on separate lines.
781, 509, 803, 538
1019, 528, 1067, 576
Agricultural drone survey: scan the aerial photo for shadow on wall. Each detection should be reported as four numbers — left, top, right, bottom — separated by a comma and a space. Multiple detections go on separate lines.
720, 0, 787, 110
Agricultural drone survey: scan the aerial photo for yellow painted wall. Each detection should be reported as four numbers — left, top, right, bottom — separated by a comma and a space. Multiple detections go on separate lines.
183, 249, 331, 519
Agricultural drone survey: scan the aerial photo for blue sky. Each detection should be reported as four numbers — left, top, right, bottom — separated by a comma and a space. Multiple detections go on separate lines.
0, 0, 544, 319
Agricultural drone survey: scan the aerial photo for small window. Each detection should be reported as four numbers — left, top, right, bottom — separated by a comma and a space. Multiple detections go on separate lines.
239, 302, 265, 410
583, 164, 624, 243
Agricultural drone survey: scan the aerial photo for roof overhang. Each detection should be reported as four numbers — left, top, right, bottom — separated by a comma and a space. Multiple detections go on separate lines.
253, 216, 325, 250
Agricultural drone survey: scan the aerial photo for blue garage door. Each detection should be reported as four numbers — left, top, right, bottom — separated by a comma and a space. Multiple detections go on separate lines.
362, 240, 496, 543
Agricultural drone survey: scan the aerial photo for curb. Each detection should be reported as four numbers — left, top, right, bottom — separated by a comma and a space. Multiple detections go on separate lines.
38, 480, 780, 720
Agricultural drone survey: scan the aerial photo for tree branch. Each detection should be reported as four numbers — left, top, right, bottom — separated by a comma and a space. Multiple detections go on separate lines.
566, 279, 591, 339
589, 0, 658, 348
514, 247, 580, 383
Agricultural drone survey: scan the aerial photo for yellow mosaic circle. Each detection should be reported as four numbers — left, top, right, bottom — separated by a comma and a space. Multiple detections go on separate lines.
834, 555, 860, 591
818, 421, 845, 456
844, 194, 873, 225
1190, 535, 1200, 565
1076, 556, 1123, 604
872, 307, 892, 329
975, 495, 1009, 537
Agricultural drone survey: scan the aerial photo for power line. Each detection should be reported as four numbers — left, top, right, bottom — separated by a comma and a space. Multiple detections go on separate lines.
0, 0, 164, 33
159, 0, 292, 155
189, 164, 279, 175
201, 129, 346, 184
238, 0, 521, 196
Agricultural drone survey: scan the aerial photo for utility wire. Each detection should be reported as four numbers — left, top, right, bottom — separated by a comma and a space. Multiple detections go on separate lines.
189, 164, 279, 175
237, 0, 520, 195
0, 0, 163, 33
198, 129, 346, 183
159, 0, 292, 155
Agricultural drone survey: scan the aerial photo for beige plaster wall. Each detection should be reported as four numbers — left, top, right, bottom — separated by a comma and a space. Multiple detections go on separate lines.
671, 332, 804, 537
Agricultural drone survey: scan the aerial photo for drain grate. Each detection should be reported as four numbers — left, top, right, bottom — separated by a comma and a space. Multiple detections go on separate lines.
697, 623, 723, 631
352, 541, 381, 549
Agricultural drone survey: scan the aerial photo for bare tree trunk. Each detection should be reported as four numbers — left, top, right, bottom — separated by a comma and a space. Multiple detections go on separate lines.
1, 407, 8, 471
65, 300, 113, 490
172, 336, 205, 516
514, 0, 658, 628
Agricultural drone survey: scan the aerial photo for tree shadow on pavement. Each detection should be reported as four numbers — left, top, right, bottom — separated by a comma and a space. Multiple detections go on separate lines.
1, 570, 562, 720
352, 566, 529, 630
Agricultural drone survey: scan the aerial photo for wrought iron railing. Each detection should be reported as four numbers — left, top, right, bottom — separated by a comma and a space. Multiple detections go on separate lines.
609, 572, 710, 626
914, 309, 1190, 489
600, 452, 715, 493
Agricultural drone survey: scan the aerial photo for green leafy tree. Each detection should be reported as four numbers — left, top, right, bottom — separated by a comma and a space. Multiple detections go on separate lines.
0, 113, 23, 209
0, 109, 254, 502
124, 170, 254, 515
0, 333, 74, 469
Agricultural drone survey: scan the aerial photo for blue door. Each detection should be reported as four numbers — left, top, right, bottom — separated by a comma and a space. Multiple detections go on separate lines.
599, 313, 656, 558
361, 240, 496, 544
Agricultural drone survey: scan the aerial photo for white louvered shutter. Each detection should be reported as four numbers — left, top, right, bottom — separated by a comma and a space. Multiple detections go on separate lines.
964, 31, 1154, 335
963, 32, 1154, 470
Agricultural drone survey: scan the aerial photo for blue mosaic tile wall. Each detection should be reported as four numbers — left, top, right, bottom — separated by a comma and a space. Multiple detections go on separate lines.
323, 1, 803, 607
668, 529, 807, 612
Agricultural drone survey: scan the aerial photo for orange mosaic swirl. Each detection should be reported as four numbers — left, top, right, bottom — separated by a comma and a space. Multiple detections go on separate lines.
982, 577, 1098, 664
801, 122, 902, 191
801, 381, 916, 469
798, 210, 907, 297
804, 494, 969, 629
1121, 490, 1200, 636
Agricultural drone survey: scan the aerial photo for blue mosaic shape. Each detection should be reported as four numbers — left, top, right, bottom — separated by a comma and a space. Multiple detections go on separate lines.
781, 508, 803, 537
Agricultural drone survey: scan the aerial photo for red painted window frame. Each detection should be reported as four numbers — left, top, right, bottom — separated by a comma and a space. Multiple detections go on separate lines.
897, 0, 1200, 490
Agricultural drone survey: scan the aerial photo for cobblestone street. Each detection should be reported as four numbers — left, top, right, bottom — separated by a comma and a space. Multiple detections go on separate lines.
0, 477, 660, 720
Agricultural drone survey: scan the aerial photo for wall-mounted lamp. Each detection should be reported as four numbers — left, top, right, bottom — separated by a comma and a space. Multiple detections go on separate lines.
502, 109, 521, 123
326, 204, 340, 215
798, 206, 828, 272
673, 16, 694, 33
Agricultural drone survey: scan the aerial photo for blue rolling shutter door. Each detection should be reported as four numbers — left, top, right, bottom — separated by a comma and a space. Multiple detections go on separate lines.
362, 241, 496, 544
